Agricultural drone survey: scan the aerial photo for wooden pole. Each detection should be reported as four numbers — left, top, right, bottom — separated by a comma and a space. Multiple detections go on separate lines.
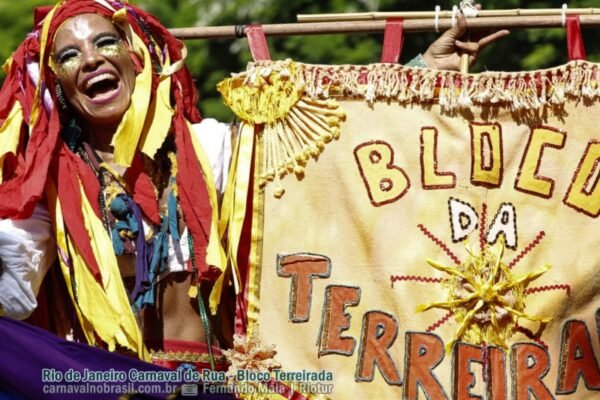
170, 15, 600, 40
297, 8, 600, 22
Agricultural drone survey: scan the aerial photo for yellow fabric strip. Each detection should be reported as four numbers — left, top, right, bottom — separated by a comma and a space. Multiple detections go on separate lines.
79, 181, 148, 359
244, 126, 264, 338
31, 0, 63, 126
111, 31, 151, 167
140, 53, 174, 159
45, 178, 97, 346
223, 123, 255, 296
2, 56, 13, 74
218, 127, 240, 238
159, 41, 187, 78
0, 102, 24, 183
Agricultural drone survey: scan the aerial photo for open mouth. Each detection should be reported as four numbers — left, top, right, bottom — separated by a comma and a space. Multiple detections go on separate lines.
83, 72, 122, 104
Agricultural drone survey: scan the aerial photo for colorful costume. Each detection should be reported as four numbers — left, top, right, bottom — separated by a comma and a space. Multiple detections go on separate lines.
0, 0, 233, 368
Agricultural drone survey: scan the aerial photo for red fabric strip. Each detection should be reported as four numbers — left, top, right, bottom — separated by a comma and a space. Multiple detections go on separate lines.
566, 15, 586, 61
381, 18, 404, 63
0, 105, 61, 219
173, 110, 219, 281
124, 154, 161, 226
246, 25, 271, 61
52, 145, 102, 282
33, 5, 53, 26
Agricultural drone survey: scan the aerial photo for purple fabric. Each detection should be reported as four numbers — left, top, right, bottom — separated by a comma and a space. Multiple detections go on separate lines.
127, 196, 152, 304
0, 317, 234, 400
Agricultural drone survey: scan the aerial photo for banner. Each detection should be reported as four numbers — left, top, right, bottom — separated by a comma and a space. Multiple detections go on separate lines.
219, 60, 600, 399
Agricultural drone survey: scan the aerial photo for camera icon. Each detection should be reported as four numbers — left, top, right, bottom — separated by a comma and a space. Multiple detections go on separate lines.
181, 384, 198, 396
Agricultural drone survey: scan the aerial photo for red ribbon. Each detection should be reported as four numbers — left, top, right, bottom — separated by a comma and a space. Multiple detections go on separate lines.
246, 25, 271, 61
381, 18, 404, 63
566, 15, 586, 61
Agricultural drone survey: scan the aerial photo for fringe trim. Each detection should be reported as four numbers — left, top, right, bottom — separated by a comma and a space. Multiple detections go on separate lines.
246, 59, 600, 113
220, 60, 600, 196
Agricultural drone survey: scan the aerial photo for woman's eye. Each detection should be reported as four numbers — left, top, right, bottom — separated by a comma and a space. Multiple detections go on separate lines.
57, 50, 79, 64
96, 36, 121, 48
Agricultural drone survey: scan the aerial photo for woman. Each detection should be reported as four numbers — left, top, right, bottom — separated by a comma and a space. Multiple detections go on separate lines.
0, 0, 506, 370
0, 0, 231, 370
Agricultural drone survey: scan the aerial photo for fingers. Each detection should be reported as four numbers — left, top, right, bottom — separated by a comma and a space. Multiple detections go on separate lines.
455, 40, 479, 54
455, 12, 468, 37
477, 29, 510, 48
455, 30, 509, 54
440, 12, 467, 42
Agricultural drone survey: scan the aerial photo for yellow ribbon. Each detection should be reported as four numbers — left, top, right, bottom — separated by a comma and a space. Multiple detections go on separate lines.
110, 31, 151, 167
139, 53, 174, 159
30, 0, 64, 127
44, 178, 148, 360
0, 102, 24, 183
185, 121, 232, 313
216, 123, 255, 311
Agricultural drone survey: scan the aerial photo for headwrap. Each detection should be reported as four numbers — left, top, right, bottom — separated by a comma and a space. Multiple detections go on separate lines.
0, 0, 226, 359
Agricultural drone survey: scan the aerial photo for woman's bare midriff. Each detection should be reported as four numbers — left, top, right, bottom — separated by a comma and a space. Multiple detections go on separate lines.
143, 272, 210, 344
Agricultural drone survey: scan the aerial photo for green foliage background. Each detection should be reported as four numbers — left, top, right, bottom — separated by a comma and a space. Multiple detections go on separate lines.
2, 0, 599, 120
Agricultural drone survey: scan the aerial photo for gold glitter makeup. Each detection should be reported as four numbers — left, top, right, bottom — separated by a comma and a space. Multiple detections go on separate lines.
53, 37, 127, 79
98, 40, 127, 59
54, 54, 80, 80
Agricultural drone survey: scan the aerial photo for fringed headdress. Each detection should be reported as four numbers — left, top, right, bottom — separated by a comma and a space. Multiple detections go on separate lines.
0, 0, 226, 359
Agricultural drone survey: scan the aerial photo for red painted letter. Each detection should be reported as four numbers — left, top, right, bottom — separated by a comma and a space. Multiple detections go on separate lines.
277, 253, 331, 322
355, 311, 402, 385
318, 285, 360, 356
404, 333, 448, 399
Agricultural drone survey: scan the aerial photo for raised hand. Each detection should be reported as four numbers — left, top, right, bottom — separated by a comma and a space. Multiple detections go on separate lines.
422, 8, 509, 71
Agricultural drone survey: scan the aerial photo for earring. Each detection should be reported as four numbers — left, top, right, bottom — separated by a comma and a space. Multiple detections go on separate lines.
54, 81, 69, 113
61, 118, 82, 152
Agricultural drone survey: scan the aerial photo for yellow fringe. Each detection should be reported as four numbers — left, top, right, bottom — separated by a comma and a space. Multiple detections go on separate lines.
30, 0, 64, 127
46, 178, 97, 346
139, 53, 174, 160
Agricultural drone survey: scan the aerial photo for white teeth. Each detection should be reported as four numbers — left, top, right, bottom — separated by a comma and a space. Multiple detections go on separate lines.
84, 73, 116, 90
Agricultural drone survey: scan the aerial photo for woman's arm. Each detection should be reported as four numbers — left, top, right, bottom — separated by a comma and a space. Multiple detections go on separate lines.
0, 204, 56, 320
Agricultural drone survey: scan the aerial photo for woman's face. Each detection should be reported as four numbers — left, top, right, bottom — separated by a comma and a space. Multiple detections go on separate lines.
52, 14, 136, 128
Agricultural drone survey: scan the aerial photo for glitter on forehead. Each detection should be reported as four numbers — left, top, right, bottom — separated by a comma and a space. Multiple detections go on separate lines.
70, 17, 95, 41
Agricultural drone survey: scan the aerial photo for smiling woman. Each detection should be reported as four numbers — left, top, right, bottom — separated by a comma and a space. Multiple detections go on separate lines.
0, 0, 232, 374
52, 14, 136, 137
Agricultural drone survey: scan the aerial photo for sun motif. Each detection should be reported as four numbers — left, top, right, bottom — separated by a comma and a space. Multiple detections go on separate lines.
391, 203, 571, 351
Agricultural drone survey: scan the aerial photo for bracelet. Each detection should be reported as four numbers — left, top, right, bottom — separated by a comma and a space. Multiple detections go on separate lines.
405, 53, 429, 68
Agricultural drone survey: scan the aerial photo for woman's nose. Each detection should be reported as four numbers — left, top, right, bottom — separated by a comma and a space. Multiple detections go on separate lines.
80, 46, 104, 71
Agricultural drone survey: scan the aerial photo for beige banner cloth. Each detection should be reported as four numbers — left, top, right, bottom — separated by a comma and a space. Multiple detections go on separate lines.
218, 60, 600, 399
